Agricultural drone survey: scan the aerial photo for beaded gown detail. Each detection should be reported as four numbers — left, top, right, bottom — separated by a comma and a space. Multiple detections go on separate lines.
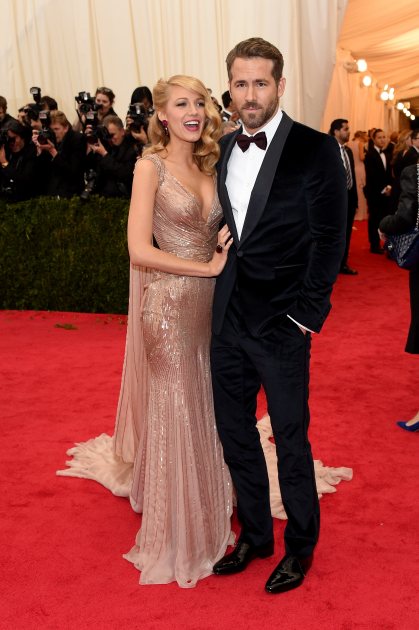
57, 153, 352, 587
58, 153, 233, 588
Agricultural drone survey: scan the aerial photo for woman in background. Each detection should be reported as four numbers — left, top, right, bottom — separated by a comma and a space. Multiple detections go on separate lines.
391, 129, 413, 206
380, 163, 419, 431
348, 130, 368, 221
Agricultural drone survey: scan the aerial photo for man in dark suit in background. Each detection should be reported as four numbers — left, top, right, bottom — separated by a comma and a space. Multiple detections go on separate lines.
210, 37, 347, 594
364, 128, 393, 253
329, 118, 358, 275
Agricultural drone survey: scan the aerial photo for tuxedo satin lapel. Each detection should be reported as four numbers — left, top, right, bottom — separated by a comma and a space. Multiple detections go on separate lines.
218, 129, 241, 244
239, 112, 294, 246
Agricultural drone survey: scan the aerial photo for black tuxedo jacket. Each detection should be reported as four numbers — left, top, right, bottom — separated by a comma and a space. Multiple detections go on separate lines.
213, 112, 347, 336
364, 147, 393, 205
39, 128, 86, 197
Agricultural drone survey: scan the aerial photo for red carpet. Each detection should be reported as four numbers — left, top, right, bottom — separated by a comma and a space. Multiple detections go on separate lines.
1, 222, 418, 629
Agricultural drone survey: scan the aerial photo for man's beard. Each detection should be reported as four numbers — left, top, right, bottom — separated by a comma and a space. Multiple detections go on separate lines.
239, 96, 279, 130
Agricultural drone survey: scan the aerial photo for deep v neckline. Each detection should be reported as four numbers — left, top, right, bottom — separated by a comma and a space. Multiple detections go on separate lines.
160, 156, 216, 224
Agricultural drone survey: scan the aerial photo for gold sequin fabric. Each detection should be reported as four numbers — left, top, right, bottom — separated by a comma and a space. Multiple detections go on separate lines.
123, 154, 233, 587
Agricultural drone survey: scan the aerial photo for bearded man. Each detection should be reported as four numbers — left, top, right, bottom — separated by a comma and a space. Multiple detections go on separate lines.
210, 37, 347, 594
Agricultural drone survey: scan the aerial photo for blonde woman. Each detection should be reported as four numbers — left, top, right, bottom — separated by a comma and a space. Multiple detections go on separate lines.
59, 76, 234, 588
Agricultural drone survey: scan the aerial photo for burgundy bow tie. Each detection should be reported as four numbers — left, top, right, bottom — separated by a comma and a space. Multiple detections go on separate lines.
236, 131, 267, 152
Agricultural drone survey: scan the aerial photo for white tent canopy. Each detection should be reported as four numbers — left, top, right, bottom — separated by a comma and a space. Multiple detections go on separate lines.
1, 0, 417, 132
322, 0, 419, 132
339, 0, 419, 101
0, 0, 344, 130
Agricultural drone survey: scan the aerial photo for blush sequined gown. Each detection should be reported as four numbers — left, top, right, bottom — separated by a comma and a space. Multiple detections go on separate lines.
58, 153, 233, 588
57, 153, 352, 587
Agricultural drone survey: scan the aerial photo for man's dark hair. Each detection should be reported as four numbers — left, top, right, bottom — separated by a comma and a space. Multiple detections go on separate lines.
0, 95, 7, 111
221, 91, 232, 109
226, 37, 284, 85
411, 129, 419, 140
39, 95, 58, 111
372, 128, 384, 139
4, 119, 32, 142
329, 119, 348, 136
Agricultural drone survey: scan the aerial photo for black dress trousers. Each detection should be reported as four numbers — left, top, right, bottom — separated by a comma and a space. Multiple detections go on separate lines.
210, 293, 320, 558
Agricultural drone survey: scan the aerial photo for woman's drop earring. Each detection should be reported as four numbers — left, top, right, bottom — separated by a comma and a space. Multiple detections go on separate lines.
162, 120, 169, 136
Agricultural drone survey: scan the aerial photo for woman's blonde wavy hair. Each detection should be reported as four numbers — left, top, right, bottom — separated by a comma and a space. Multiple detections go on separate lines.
144, 75, 221, 175
392, 129, 412, 161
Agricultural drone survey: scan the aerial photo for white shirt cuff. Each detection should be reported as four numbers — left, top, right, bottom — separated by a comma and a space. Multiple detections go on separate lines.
287, 315, 315, 334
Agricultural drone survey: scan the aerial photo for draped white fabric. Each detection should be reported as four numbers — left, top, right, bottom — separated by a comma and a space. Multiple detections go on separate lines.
322, 0, 419, 133
339, 0, 419, 101
0, 0, 346, 130
321, 47, 390, 133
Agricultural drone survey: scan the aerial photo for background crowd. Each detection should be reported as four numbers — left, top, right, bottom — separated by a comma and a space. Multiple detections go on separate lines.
1, 85, 417, 225
327, 118, 419, 274
1, 84, 418, 289
0, 86, 240, 203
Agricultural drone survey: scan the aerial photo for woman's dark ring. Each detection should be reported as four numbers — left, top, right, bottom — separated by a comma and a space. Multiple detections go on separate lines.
216, 244, 223, 253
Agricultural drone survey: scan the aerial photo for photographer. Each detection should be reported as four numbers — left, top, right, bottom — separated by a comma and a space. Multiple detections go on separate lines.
220, 90, 240, 123
17, 107, 27, 125
125, 102, 149, 156
21, 103, 42, 130
94, 87, 117, 119
129, 86, 153, 116
0, 96, 16, 130
84, 115, 136, 198
74, 87, 117, 131
0, 120, 39, 201
34, 111, 85, 197
20, 87, 44, 129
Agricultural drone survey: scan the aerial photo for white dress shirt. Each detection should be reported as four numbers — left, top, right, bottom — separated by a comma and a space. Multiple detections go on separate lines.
225, 108, 313, 334
374, 145, 392, 195
226, 108, 283, 239
374, 144, 387, 169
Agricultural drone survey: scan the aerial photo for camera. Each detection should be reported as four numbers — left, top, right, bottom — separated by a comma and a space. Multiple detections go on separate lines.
24, 103, 41, 122
30, 86, 42, 104
75, 91, 103, 115
24, 87, 43, 121
37, 110, 55, 145
80, 168, 97, 201
0, 177, 15, 198
127, 103, 149, 133
84, 111, 110, 146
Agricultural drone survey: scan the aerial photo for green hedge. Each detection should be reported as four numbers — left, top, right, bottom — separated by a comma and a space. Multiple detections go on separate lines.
0, 196, 130, 313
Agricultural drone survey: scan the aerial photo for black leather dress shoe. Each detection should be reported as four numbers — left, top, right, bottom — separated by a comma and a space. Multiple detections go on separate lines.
265, 554, 312, 594
340, 265, 358, 275
213, 540, 274, 575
